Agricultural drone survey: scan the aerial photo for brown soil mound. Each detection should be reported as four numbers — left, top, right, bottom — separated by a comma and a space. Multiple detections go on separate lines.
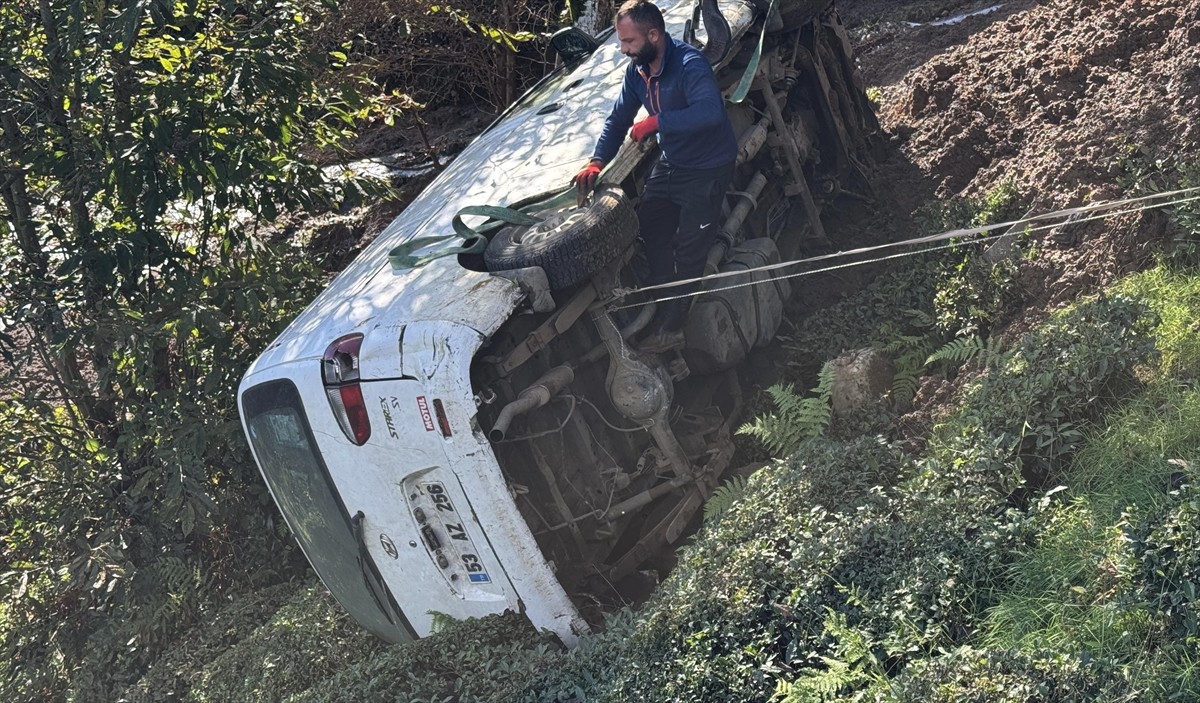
843, 0, 1036, 88
876, 0, 1200, 305
883, 0, 1200, 202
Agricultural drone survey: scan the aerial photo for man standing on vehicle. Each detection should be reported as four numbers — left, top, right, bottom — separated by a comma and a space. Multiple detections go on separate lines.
574, 0, 738, 352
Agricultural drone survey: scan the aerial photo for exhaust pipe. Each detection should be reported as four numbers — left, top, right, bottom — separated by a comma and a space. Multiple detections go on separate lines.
706, 170, 768, 274
489, 365, 574, 442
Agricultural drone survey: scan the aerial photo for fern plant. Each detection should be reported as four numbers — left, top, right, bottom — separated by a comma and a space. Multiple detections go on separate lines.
703, 474, 750, 523
877, 311, 938, 405
926, 333, 1004, 368
772, 609, 887, 702
738, 364, 835, 457
882, 333, 932, 404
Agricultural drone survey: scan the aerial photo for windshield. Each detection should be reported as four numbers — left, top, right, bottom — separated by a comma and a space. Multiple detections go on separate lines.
241, 379, 413, 642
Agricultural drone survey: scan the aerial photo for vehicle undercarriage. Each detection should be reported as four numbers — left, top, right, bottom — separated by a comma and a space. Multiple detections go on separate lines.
468, 1, 877, 623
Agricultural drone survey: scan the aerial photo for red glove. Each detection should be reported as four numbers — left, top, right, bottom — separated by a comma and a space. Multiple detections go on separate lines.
573, 161, 603, 205
630, 114, 659, 143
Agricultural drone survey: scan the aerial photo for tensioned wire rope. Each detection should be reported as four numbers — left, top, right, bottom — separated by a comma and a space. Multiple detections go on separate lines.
607, 186, 1200, 311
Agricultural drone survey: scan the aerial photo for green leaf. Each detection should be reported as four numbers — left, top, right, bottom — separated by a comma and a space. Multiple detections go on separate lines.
181, 504, 196, 537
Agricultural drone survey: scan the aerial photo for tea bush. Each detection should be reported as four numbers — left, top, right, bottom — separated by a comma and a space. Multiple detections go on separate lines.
783, 260, 940, 368
885, 647, 1128, 701
291, 613, 555, 703
117, 579, 556, 703
938, 293, 1156, 486
1132, 483, 1200, 665
118, 582, 323, 702
510, 290, 1158, 702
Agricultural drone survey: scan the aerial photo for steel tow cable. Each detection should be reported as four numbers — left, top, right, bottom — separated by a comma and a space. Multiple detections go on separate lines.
608, 186, 1200, 311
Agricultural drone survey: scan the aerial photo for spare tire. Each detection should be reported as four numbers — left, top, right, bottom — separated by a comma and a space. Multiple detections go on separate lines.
484, 187, 638, 291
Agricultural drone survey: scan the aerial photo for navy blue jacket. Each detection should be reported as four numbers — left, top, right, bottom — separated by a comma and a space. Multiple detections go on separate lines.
593, 35, 738, 170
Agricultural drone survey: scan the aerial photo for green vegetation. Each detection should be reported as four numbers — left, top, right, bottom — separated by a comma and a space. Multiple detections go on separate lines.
134, 261, 1200, 701
780, 180, 1026, 409
0, 1, 573, 699
737, 364, 835, 456
977, 266, 1200, 699
0, 0, 399, 699
924, 179, 1025, 335
521, 262, 1190, 702
1115, 145, 1200, 266
5, 0, 1200, 699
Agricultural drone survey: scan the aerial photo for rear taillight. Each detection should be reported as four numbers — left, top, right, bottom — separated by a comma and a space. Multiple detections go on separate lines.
323, 334, 371, 445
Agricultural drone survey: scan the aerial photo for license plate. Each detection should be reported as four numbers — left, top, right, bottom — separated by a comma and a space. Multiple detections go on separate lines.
417, 481, 492, 586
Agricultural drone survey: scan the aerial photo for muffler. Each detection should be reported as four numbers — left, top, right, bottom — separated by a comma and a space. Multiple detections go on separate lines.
489, 366, 574, 442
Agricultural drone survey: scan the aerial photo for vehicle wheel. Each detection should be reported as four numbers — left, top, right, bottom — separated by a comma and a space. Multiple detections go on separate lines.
484, 187, 639, 291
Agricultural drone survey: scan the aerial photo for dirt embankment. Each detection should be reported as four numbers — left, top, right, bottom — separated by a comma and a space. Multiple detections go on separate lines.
884, 0, 1200, 199
853, 0, 1200, 308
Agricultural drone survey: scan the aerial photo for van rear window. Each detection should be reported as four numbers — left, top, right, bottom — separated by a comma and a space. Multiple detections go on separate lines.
240, 379, 413, 642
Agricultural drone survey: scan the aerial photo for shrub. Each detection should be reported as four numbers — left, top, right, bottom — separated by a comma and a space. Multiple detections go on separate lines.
118, 582, 315, 703
886, 647, 1128, 701
939, 293, 1157, 486
1132, 482, 1200, 655
976, 266, 1200, 701
293, 612, 556, 703
919, 179, 1025, 335
1115, 148, 1200, 266
120, 581, 556, 703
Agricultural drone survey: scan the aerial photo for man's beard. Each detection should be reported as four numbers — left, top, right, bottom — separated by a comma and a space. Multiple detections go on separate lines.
634, 41, 659, 66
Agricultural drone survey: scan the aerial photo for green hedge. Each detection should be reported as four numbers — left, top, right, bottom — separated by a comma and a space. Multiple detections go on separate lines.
514, 293, 1156, 701
125, 285, 1169, 702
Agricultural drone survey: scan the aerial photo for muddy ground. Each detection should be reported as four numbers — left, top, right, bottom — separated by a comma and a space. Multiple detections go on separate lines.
820, 0, 1200, 437
851, 0, 1200, 306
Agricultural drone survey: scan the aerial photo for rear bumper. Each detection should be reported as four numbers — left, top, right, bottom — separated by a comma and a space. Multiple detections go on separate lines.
244, 319, 587, 644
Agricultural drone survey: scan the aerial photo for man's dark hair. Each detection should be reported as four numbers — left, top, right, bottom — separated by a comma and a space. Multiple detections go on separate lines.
615, 0, 666, 33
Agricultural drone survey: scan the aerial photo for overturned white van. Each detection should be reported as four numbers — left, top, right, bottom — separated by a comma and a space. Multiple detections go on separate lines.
238, 0, 875, 645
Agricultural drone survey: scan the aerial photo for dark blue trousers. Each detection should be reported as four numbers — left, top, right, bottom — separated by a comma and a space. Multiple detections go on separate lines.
638, 159, 734, 289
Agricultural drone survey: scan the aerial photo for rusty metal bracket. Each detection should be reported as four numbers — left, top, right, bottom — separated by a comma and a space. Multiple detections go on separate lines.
496, 282, 598, 378
755, 73, 828, 244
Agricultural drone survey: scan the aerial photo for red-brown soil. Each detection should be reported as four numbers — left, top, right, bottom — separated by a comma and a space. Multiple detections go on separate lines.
861, 0, 1200, 306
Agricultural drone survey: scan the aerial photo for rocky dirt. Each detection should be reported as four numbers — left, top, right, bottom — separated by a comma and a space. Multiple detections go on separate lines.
864, 0, 1200, 304
828, 0, 1200, 438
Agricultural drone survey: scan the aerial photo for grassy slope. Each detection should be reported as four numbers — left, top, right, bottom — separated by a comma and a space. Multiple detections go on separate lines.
981, 267, 1200, 699
127, 251, 1200, 701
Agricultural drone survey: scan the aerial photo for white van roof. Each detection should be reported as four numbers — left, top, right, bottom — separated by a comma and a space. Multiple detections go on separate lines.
243, 0, 756, 378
